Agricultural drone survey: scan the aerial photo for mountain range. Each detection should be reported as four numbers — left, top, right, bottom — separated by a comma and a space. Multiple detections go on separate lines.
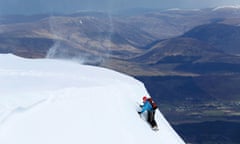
1, 8, 240, 75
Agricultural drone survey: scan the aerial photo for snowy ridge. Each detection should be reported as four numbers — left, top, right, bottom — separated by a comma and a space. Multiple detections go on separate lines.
212, 5, 240, 11
165, 8, 200, 11
0, 54, 185, 144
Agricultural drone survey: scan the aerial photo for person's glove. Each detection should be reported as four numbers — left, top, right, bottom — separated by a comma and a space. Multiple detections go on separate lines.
138, 111, 141, 115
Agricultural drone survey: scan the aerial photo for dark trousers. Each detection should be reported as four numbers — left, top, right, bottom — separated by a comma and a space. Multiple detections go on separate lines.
147, 110, 157, 128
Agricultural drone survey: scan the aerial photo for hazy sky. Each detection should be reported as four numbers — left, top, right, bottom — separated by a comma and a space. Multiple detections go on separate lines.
0, 0, 240, 14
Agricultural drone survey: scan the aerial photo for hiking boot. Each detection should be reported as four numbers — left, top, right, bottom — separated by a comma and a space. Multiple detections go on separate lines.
152, 126, 159, 131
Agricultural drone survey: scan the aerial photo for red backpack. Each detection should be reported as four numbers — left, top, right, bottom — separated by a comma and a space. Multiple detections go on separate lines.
147, 98, 158, 110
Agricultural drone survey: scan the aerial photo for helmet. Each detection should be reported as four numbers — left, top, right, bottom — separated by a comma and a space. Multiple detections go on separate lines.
142, 96, 147, 101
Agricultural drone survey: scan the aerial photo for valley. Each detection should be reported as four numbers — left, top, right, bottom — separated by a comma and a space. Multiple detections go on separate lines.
136, 75, 240, 124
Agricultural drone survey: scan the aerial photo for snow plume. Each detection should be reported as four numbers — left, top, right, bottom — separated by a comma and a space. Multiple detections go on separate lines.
45, 13, 116, 65
46, 16, 72, 59
0, 54, 185, 144
46, 40, 106, 65
105, 12, 114, 58
46, 40, 85, 64
46, 41, 60, 58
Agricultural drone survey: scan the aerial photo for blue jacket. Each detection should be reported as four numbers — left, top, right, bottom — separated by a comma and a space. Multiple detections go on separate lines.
140, 100, 153, 114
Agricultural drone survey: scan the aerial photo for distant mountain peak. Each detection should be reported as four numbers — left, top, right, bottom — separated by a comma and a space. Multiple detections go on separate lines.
212, 5, 240, 11
165, 8, 201, 11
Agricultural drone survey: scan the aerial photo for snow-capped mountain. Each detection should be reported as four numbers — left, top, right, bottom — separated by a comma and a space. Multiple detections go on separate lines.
212, 5, 240, 11
0, 54, 185, 144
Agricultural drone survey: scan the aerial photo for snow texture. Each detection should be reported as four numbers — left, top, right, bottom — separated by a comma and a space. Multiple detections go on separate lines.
0, 54, 185, 144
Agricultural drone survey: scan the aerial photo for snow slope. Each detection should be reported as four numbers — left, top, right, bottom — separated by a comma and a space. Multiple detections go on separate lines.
0, 54, 185, 144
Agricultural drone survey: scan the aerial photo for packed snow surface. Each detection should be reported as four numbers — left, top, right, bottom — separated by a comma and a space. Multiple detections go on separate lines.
0, 54, 185, 144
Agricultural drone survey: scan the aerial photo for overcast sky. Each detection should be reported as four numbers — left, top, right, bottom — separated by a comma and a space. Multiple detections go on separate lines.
0, 0, 240, 15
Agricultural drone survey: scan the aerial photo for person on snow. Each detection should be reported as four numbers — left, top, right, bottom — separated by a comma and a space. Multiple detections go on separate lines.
138, 96, 158, 130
